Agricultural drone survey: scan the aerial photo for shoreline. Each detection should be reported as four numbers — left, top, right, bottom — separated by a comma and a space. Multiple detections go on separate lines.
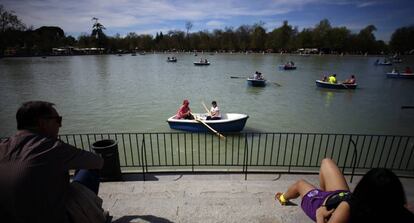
1, 51, 408, 59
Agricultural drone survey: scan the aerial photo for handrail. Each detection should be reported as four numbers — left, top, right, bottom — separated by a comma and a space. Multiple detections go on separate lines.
4, 132, 412, 179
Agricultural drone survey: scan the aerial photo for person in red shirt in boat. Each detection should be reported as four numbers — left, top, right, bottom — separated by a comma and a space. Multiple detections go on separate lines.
175, 99, 194, 119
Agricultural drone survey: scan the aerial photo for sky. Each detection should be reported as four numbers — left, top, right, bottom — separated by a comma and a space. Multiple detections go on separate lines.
2, 0, 414, 42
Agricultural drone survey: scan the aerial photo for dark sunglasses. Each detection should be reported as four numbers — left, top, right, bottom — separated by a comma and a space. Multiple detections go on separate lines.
42, 116, 62, 125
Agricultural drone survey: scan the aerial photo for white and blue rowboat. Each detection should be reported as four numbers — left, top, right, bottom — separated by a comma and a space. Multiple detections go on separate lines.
247, 78, 266, 87
315, 80, 357, 89
386, 72, 414, 79
167, 113, 249, 132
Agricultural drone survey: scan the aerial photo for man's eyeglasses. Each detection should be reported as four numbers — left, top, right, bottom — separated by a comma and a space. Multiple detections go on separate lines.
42, 116, 62, 125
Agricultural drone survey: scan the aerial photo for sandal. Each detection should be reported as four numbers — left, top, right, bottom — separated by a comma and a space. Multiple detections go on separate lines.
275, 192, 287, 205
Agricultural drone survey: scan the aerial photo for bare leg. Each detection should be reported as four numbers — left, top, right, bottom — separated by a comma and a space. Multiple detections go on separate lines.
319, 158, 349, 191
280, 179, 316, 200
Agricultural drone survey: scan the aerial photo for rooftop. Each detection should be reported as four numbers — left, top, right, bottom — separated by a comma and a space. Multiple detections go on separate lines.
99, 173, 414, 223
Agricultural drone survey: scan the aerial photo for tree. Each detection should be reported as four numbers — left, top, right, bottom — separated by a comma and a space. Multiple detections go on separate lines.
327, 27, 351, 53
235, 25, 251, 51
0, 5, 26, 32
390, 26, 414, 54
356, 25, 377, 54
34, 26, 65, 53
0, 5, 26, 56
185, 21, 193, 50
296, 28, 314, 49
185, 21, 193, 37
313, 19, 332, 50
250, 22, 266, 51
91, 17, 107, 48
267, 21, 295, 52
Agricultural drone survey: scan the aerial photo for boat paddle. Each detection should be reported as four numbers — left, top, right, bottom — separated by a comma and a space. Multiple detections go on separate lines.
190, 113, 225, 139
401, 106, 414, 109
201, 101, 210, 114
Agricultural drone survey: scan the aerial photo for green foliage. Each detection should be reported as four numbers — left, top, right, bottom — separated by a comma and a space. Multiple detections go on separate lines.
390, 26, 414, 53
1, 6, 412, 56
0, 5, 26, 32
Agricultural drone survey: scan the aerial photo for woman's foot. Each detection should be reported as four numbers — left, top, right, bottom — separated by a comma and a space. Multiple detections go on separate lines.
275, 192, 287, 205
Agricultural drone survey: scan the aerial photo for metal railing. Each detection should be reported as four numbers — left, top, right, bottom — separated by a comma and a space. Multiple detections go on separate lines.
57, 132, 414, 181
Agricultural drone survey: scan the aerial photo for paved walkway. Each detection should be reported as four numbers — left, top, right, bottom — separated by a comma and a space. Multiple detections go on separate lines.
99, 173, 414, 223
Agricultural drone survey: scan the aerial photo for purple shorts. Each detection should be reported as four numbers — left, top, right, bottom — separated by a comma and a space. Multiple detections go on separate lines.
301, 189, 349, 221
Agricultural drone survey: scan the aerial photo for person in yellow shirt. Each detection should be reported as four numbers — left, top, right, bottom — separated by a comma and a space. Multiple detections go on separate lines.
328, 74, 337, 84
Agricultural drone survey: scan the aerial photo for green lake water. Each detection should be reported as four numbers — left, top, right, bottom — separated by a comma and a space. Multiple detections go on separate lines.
1, 53, 413, 136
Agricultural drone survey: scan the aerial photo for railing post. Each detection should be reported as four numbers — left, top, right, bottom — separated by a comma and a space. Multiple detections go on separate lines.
349, 137, 358, 183
141, 136, 147, 181
243, 134, 249, 180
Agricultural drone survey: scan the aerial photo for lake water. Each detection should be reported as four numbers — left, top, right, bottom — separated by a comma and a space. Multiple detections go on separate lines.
1, 53, 413, 137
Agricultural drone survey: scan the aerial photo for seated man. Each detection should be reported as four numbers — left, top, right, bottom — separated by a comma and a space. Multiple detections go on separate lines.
206, 101, 221, 120
0, 101, 108, 223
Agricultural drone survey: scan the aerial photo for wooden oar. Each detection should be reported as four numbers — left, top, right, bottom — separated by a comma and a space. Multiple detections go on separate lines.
230, 76, 246, 79
191, 113, 225, 139
272, 82, 282, 87
401, 106, 414, 109
201, 101, 210, 114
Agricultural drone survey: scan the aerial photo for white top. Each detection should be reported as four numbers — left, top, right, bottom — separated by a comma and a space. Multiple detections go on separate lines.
210, 106, 221, 118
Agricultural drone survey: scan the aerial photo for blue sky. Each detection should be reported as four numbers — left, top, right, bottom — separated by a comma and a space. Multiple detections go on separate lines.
2, 0, 414, 41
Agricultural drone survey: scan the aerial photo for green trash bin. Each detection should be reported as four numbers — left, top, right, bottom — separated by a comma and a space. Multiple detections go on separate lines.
92, 139, 122, 181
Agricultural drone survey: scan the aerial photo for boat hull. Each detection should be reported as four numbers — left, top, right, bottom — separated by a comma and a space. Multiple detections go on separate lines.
315, 80, 357, 89
167, 113, 249, 132
247, 78, 266, 87
375, 62, 392, 66
279, 65, 297, 70
386, 73, 414, 79
193, 62, 210, 66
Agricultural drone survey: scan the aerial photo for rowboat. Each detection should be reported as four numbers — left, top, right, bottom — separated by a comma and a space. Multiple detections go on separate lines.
247, 78, 266, 87
386, 72, 414, 79
167, 113, 249, 132
279, 65, 297, 70
393, 58, 402, 63
167, 58, 177, 62
374, 61, 392, 66
315, 80, 357, 89
194, 61, 210, 66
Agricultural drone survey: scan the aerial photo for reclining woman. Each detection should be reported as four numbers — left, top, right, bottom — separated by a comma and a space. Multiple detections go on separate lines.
275, 158, 414, 223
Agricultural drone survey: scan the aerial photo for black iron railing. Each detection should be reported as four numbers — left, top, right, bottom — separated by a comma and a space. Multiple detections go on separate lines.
57, 132, 414, 181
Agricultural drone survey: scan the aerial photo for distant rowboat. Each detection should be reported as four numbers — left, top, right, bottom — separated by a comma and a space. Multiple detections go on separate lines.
279, 65, 297, 70
386, 72, 414, 79
375, 61, 392, 66
315, 80, 357, 89
194, 61, 210, 66
247, 78, 266, 87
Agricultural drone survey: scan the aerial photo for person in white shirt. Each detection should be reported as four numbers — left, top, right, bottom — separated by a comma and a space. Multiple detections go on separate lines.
206, 101, 221, 120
